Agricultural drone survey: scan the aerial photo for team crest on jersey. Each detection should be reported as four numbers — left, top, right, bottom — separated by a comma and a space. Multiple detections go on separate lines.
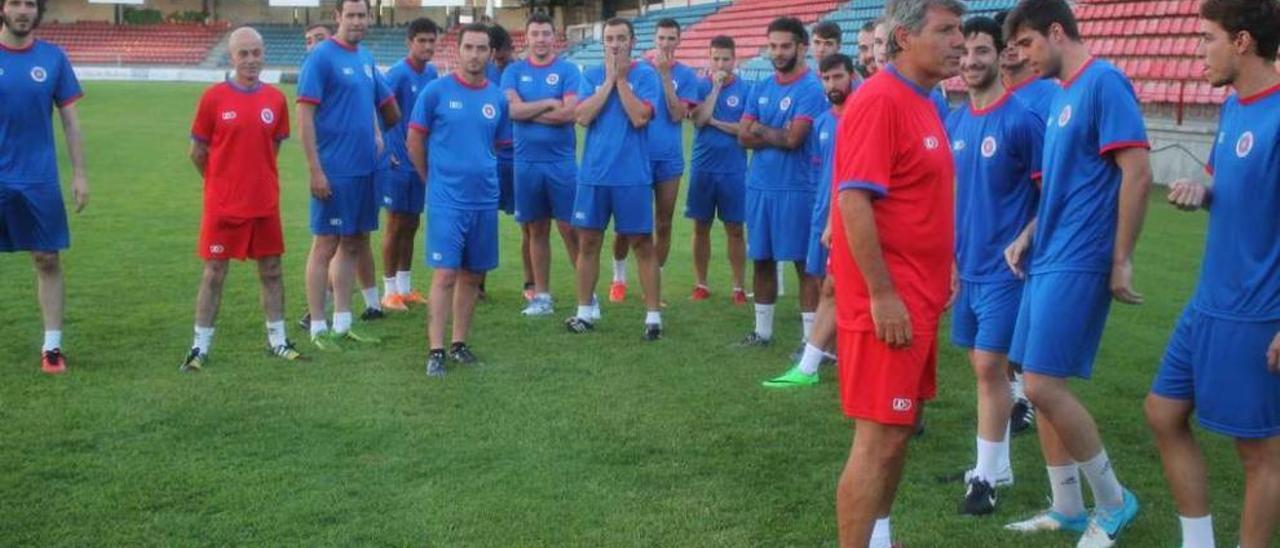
1057, 105, 1072, 127
482, 104, 497, 119
221, 111, 238, 121
30, 66, 47, 83
923, 135, 940, 150
546, 73, 560, 85
726, 95, 740, 107
364, 64, 374, 78
953, 139, 966, 151
1236, 131, 1255, 158
260, 108, 275, 124
779, 97, 792, 111
981, 136, 998, 158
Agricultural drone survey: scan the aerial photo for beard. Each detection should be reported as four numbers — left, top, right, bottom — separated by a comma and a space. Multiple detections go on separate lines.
1, 14, 35, 37
827, 89, 848, 105
772, 54, 798, 74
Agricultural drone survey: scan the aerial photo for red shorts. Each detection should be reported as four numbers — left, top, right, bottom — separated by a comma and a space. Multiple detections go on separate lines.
837, 327, 938, 426
198, 214, 284, 260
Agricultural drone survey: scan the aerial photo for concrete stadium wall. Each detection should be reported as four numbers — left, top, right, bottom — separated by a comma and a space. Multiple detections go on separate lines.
1147, 116, 1215, 186
45, 2, 115, 24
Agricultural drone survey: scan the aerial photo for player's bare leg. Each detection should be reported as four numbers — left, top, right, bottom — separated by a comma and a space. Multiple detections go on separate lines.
194, 259, 230, 328
609, 232, 630, 302
381, 212, 403, 296
528, 219, 554, 296
838, 419, 914, 547
630, 233, 663, 340
451, 269, 482, 347
691, 220, 712, 291
556, 220, 578, 268
1145, 394, 1211, 530
1237, 435, 1280, 547
725, 222, 746, 299
1025, 374, 1104, 465
355, 234, 380, 317
568, 228, 604, 331
653, 177, 680, 268
32, 251, 64, 335
257, 256, 285, 324
764, 277, 836, 388
521, 224, 534, 298
306, 236, 340, 330
754, 259, 778, 306
428, 268, 457, 351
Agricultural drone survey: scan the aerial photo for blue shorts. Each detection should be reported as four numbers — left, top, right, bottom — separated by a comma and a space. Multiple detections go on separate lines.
378, 168, 425, 215
426, 205, 499, 273
572, 184, 653, 235
651, 157, 684, 184
1009, 271, 1112, 379
1152, 307, 1280, 439
310, 175, 379, 236
0, 183, 69, 252
746, 188, 814, 262
805, 237, 828, 278
952, 280, 1024, 354
685, 170, 745, 224
497, 159, 515, 215
514, 160, 576, 224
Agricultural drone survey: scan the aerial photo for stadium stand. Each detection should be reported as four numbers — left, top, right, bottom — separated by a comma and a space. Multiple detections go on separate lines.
38, 21, 229, 66
676, 0, 841, 68
565, 2, 724, 68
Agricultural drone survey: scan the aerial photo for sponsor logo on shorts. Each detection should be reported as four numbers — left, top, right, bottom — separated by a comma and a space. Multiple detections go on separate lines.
726, 95, 740, 107
779, 97, 792, 111
891, 398, 913, 412
574, 211, 586, 220
923, 136, 940, 150
221, 111, 238, 121
431, 252, 443, 261
260, 108, 275, 124
209, 244, 225, 255
30, 66, 47, 83
329, 218, 342, 226
953, 139, 965, 151
1236, 131, 1254, 158
981, 136, 998, 158
545, 73, 559, 85
1057, 105, 1072, 127
482, 104, 497, 120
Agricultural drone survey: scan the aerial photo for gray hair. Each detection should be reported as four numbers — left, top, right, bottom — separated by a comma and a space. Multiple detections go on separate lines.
884, 0, 966, 58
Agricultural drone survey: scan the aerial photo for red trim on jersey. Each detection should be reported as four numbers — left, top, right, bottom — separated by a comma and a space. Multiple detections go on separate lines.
0, 40, 35, 53
452, 72, 489, 90
1240, 81, 1280, 105
528, 54, 557, 68
775, 67, 811, 86
1060, 57, 1097, 89
1099, 140, 1150, 156
1030, 171, 1043, 181
331, 37, 357, 51
406, 56, 427, 73
969, 91, 1013, 116
793, 115, 814, 123
378, 94, 396, 107
56, 94, 84, 108
496, 139, 513, 146
1006, 73, 1041, 94
1205, 164, 1214, 176
562, 91, 578, 98
409, 122, 429, 134
741, 114, 758, 122
296, 96, 321, 105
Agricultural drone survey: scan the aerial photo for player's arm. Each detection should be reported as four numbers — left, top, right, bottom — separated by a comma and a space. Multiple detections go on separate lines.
296, 102, 330, 200
656, 66, 687, 122
189, 140, 209, 177
709, 118, 740, 136
616, 76, 653, 128
58, 103, 89, 213
377, 95, 401, 128
506, 89, 557, 121
753, 118, 812, 149
575, 79, 612, 127
1110, 146, 1153, 304
1004, 218, 1036, 279
691, 84, 720, 128
407, 127, 428, 183
738, 118, 767, 149
1167, 177, 1213, 211
838, 189, 912, 347
534, 94, 578, 125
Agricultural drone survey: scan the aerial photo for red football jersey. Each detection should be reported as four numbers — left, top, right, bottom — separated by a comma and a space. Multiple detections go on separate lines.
829, 65, 955, 332
190, 81, 290, 217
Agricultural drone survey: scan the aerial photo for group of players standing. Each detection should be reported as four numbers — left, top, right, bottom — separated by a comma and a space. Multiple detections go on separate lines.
3, 0, 1280, 545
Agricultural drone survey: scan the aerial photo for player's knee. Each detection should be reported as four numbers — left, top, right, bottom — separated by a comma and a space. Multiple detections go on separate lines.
974, 359, 1008, 385
203, 261, 230, 287
432, 268, 458, 287
1236, 438, 1280, 474
31, 252, 60, 275
257, 259, 283, 282
693, 221, 712, 237
528, 220, 551, 238
1022, 375, 1060, 408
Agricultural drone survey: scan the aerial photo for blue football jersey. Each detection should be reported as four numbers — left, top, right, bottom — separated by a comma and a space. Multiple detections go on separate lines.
382, 57, 438, 172
486, 61, 514, 161
1010, 76, 1058, 121
644, 60, 700, 162
577, 61, 661, 186
743, 70, 827, 191
691, 76, 750, 174
297, 38, 394, 177
500, 56, 581, 163
0, 40, 82, 186
408, 74, 509, 209
809, 108, 840, 235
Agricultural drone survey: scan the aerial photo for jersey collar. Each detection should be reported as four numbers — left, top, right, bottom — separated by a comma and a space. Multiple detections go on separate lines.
406, 56, 428, 73
969, 90, 1012, 116
1007, 73, 1044, 93
225, 78, 263, 94
774, 67, 810, 86
0, 39, 35, 53
1239, 81, 1280, 105
883, 63, 931, 98
1059, 57, 1096, 89
452, 72, 489, 90
330, 37, 358, 52
529, 54, 557, 67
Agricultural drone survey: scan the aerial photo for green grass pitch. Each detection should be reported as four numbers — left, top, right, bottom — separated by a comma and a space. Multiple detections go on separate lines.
0, 81, 1244, 546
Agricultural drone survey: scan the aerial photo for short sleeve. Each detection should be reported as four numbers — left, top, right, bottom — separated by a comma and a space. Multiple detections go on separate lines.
578, 68, 598, 101
676, 66, 700, 105
562, 65, 582, 98
274, 91, 291, 141
500, 64, 518, 94
1017, 108, 1045, 181
931, 89, 951, 121
1095, 70, 1149, 155
374, 66, 394, 108
190, 87, 215, 143
835, 94, 897, 198
743, 82, 761, 121
632, 67, 660, 108
792, 80, 825, 123
409, 84, 438, 134
54, 51, 83, 107
297, 52, 325, 105
695, 77, 711, 103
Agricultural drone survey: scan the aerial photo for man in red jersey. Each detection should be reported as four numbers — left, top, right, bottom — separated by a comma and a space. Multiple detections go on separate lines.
181, 27, 303, 372
828, 0, 965, 545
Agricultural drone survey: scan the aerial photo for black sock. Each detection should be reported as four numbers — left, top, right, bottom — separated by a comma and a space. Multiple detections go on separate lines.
430, 348, 445, 357
450, 341, 466, 352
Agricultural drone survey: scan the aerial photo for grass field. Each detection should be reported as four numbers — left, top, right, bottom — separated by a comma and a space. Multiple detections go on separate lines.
0, 81, 1245, 546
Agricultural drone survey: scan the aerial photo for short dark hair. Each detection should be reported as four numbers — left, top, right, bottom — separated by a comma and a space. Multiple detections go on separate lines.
813, 21, 842, 43
993, 10, 1009, 28
486, 23, 512, 51
333, 0, 370, 14
819, 52, 855, 73
1003, 0, 1080, 42
604, 17, 634, 38
710, 35, 735, 52
767, 17, 809, 45
526, 12, 554, 30
1201, 0, 1280, 62
963, 16, 1005, 52
459, 22, 491, 46
860, 20, 877, 33
407, 17, 439, 39
305, 23, 332, 34
656, 17, 680, 34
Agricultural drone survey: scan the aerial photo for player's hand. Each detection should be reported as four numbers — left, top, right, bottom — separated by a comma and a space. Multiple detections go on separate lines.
654, 50, 674, 75
1110, 258, 1144, 305
1266, 332, 1280, 374
310, 170, 332, 200
71, 174, 88, 213
389, 154, 401, 169
616, 54, 632, 79
604, 50, 617, 84
1004, 234, 1030, 279
870, 291, 912, 348
375, 131, 385, 157
1166, 178, 1207, 211
945, 264, 959, 310
820, 224, 832, 248
712, 70, 728, 87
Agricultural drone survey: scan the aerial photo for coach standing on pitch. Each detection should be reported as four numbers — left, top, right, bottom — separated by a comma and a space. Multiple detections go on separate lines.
182, 27, 302, 372
828, 0, 965, 545
296, 0, 399, 350
0, 0, 88, 374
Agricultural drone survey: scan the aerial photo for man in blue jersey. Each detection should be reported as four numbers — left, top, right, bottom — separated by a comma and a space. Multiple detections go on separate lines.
406, 23, 508, 377
0, 0, 88, 374
378, 17, 439, 313
297, 0, 399, 351
607, 17, 698, 304
736, 17, 825, 350
567, 17, 664, 340
761, 53, 857, 389
1002, 0, 1152, 543
995, 10, 1056, 121
1146, 2, 1280, 546
486, 23, 522, 300
501, 13, 582, 317
687, 35, 749, 304
811, 21, 843, 68
943, 17, 1044, 515
305, 23, 331, 52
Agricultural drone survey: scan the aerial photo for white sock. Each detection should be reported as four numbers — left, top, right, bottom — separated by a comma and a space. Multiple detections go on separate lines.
1011, 371, 1026, 400
332, 311, 353, 334
396, 270, 412, 294
266, 320, 287, 348
1047, 464, 1087, 517
870, 517, 892, 548
776, 268, 786, 296
1179, 515, 1214, 548
42, 330, 62, 352
577, 305, 593, 321
613, 259, 627, 283
754, 303, 775, 340
645, 310, 662, 326
384, 276, 398, 297
999, 422, 1012, 473
797, 343, 824, 375
536, 292, 552, 302
975, 436, 1002, 483
362, 286, 380, 310
801, 312, 816, 341
1080, 449, 1125, 510
192, 326, 214, 354
310, 319, 328, 337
